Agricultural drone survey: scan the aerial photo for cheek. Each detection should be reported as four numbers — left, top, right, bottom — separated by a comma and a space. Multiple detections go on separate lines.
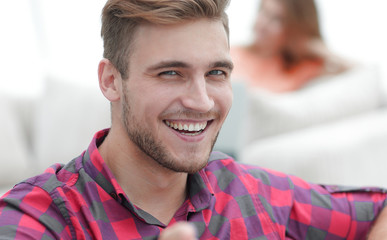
215, 84, 233, 117
265, 23, 284, 39
225, 91, 233, 116
141, 87, 174, 119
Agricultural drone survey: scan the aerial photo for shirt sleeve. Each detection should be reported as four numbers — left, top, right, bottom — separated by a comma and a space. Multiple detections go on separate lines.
286, 175, 387, 240
0, 183, 70, 239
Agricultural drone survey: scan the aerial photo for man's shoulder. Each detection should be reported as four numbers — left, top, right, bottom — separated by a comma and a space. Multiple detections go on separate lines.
0, 158, 83, 239
3, 157, 81, 200
207, 151, 291, 185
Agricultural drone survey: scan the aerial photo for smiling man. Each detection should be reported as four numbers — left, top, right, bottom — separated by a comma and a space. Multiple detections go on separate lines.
101, 18, 233, 176
0, 0, 386, 239
97, 14, 233, 226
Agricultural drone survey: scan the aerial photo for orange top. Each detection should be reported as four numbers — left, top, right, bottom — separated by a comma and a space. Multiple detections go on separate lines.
231, 46, 324, 92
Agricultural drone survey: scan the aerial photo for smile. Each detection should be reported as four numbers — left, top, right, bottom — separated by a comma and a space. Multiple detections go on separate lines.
164, 120, 209, 136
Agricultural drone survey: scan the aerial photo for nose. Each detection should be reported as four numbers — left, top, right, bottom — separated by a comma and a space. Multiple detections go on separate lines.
181, 77, 214, 113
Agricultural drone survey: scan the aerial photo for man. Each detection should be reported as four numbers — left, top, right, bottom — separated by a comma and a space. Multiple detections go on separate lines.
0, 0, 386, 239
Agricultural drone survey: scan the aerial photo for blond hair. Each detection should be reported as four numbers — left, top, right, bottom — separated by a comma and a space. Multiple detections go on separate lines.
101, 0, 230, 79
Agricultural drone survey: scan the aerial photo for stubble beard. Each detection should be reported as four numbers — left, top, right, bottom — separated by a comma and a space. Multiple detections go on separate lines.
121, 90, 218, 174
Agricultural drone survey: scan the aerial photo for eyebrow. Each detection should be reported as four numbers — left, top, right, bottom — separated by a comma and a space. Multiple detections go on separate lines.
210, 60, 234, 72
147, 61, 191, 72
146, 60, 234, 72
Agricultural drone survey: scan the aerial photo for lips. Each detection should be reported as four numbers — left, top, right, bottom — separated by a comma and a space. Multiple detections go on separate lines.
164, 120, 209, 136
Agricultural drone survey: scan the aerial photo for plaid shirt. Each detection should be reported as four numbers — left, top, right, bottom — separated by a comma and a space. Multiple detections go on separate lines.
0, 129, 386, 240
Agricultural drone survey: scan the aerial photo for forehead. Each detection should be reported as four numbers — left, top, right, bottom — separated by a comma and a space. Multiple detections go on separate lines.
261, 0, 286, 15
129, 19, 230, 70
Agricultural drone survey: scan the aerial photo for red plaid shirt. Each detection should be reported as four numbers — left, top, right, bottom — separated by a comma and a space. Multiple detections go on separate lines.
0, 129, 386, 239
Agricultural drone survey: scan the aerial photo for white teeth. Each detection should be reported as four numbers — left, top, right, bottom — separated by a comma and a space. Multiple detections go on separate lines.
165, 120, 208, 132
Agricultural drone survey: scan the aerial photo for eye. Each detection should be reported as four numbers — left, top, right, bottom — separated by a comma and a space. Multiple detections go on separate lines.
207, 70, 225, 76
159, 70, 178, 76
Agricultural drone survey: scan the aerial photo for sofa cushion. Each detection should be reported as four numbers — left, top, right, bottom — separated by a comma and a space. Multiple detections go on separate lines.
245, 65, 384, 142
241, 109, 387, 188
33, 79, 111, 171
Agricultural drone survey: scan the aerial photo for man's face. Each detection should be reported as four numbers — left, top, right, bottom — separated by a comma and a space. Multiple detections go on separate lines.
120, 19, 233, 173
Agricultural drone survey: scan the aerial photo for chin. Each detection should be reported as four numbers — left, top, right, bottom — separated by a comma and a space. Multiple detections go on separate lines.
164, 150, 211, 174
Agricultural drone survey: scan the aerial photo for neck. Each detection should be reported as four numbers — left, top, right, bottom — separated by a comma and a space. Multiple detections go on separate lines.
99, 126, 188, 225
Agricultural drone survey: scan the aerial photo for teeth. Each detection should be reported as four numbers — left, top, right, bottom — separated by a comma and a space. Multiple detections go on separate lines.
165, 120, 207, 132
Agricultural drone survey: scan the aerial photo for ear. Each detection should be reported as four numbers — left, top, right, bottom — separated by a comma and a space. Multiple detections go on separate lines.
98, 59, 121, 102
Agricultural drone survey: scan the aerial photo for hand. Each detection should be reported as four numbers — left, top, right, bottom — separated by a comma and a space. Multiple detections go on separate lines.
158, 222, 198, 240
367, 206, 387, 239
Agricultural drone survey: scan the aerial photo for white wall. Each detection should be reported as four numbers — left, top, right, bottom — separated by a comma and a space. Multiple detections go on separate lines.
1, 0, 387, 97
0, 0, 105, 97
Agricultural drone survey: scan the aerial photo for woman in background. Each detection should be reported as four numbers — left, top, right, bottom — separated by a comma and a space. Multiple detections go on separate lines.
231, 0, 351, 92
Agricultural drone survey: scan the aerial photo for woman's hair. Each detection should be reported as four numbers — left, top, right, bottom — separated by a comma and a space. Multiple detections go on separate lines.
101, 0, 230, 79
281, 0, 322, 40
260, 0, 322, 66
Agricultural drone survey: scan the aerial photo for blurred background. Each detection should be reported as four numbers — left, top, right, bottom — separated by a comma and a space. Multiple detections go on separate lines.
1, 0, 387, 192
1, 0, 387, 97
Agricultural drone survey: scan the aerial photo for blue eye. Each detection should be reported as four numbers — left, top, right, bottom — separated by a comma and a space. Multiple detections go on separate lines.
160, 70, 178, 76
208, 70, 225, 76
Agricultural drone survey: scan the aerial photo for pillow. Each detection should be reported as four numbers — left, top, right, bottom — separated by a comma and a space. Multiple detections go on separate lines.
245, 65, 384, 143
33, 79, 111, 171
0, 94, 31, 187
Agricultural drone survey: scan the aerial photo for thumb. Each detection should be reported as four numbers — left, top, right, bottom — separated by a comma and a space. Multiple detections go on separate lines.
158, 222, 197, 240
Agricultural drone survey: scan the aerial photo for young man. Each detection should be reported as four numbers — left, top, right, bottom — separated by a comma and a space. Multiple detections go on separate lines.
0, 0, 386, 239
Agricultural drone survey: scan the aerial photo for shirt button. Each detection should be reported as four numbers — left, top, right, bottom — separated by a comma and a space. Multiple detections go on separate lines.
110, 192, 118, 200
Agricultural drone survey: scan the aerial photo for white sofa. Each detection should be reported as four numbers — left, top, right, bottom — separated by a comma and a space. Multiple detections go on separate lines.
1, 65, 387, 196
0, 79, 111, 195
215, 64, 387, 188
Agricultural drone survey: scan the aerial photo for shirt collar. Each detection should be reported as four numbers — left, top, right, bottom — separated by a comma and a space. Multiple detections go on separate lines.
82, 129, 126, 200
82, 129, 214, 211
188, 169, 214, 212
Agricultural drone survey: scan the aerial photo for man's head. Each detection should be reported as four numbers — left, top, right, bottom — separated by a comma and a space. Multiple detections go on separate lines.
98, 0, 233, 174
101, 0, 230, 80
